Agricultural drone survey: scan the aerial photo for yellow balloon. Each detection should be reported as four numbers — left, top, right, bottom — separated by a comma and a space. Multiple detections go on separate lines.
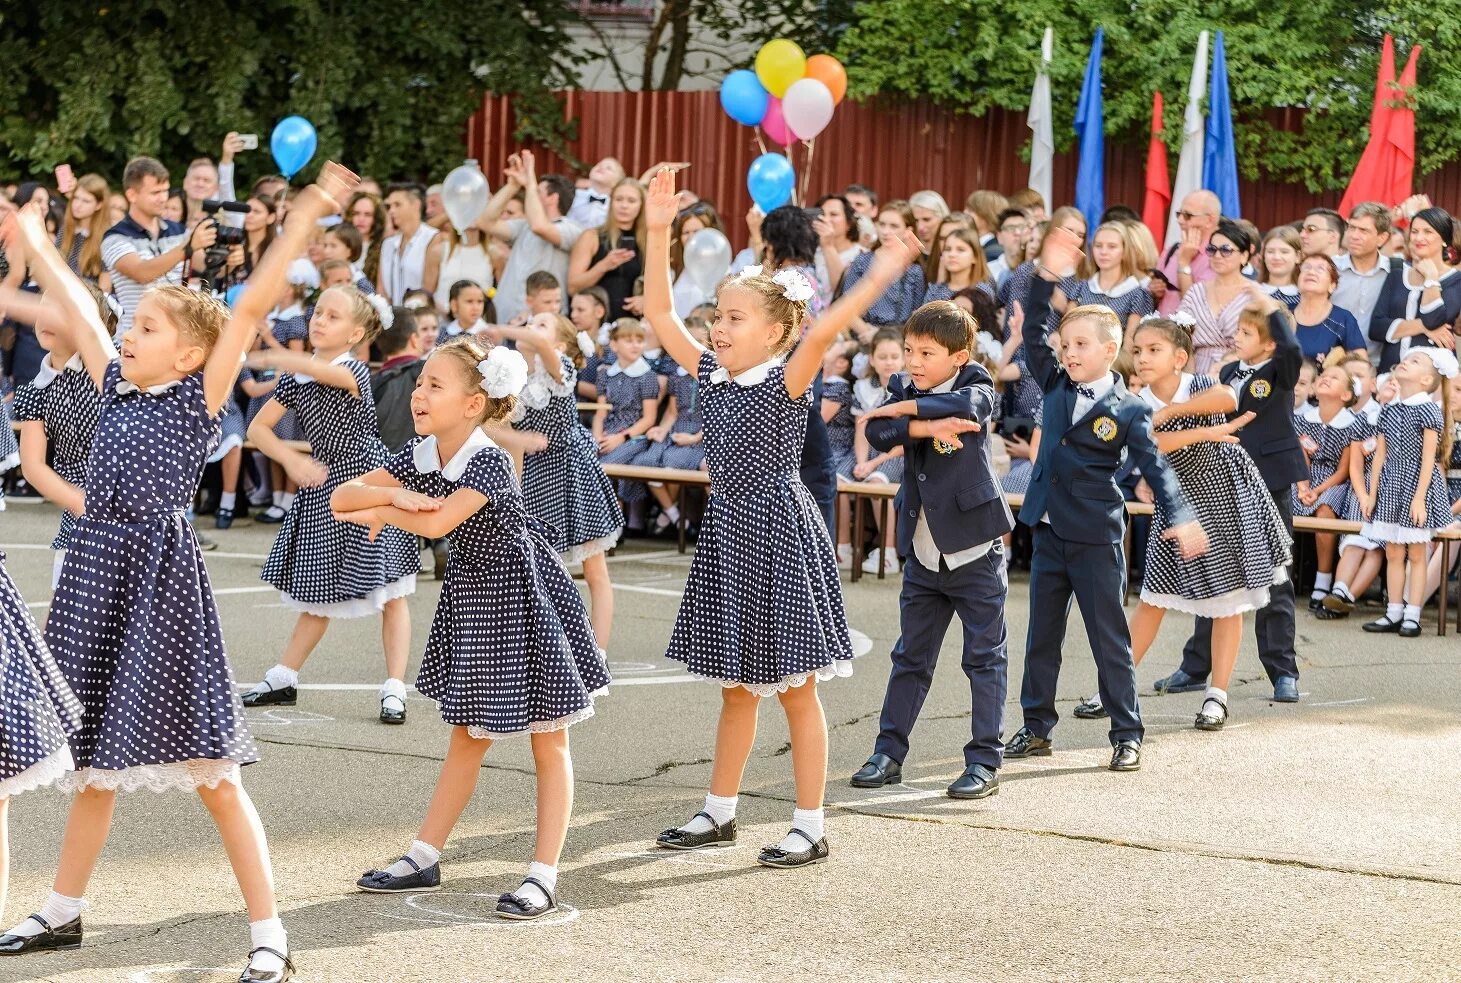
755, 38, 807, 98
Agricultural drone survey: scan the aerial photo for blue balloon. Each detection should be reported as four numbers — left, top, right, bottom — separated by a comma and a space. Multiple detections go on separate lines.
271, 116, 317, 180
224, 284, 246, 308
720, 70, 769, 127
746, 153, 795, 212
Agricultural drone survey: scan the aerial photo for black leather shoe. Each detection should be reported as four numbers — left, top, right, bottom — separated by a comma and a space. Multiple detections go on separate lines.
1108, 740, 1141, 771
1004, 727, 1052, 758
1313, 604, 1349, 620
215, 506, 235, 530
1273, 676, 1300, 703
1194, 697, 1228, 731
657, 812, 736, 850
1363, 615, 1402, 633
379, 697, 406, 725
947, 764, 998, 800
756, 828, 829, 868
1073, 695, 1108, 719
357, 856, 441, 893
242, 685, 297, 708
1321, 592, 1355, 615
1399, 619, 1422, 638
1307, 593, 1326, 611
496, 877, 557, 921
849, 753, 901, 788
239, 945, 295, 982
1152, 669, 1207, 694
0, 913, 82, 954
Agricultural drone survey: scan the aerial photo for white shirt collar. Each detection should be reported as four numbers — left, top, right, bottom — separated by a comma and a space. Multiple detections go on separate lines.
1237, 357, 1271, 373
1139, 373, 1192, 410
710, 356, 783, 387
1078, 371, 1117, 401
1087, 274, 1140, 298
32, 352, 84, 390
411, 428, 498, 482
1335, 253, 1390, 277
607, 357, 651, 378
115, 376, 183, 396
294, 350, 353, 385
1299, 403, 1356, 428
1400, 390, 1436, 407
272, 302, 304, 323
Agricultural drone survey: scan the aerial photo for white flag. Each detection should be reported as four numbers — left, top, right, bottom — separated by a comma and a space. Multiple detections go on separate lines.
1166, 30, 1210, 247
1027, 27, 1054, 214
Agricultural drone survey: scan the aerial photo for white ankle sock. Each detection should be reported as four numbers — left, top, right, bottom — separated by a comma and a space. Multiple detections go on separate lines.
516, 861, 558, 908
258, 664, 298, 692
681, 792, 737, 834
1313, 572, 1333, 592
380, 677, 407, 710
778, 807, 824, 851
272, 491, 284, 508
1386, 602, 1403, 621
1204, 686, 1228, 707
384, 839, 440, 878
248, 917, 287, 975
1333, 582, 1354, 602
1403, 604, 1421, 623
220, 492, 237, 511
280, 492, 295, 511
9, 891, 85, 937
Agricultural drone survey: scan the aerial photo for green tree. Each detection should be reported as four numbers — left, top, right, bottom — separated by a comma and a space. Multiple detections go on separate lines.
0, 0, 585, 182
835, 0, 1457, 191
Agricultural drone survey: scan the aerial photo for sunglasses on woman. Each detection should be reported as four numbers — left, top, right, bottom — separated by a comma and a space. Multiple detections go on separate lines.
1204, 243, 1240, 257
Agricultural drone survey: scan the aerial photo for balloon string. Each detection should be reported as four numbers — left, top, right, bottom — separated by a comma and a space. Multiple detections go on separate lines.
754, 127, 768, 157
801, 139, 816, 205
784, 143, 795, 205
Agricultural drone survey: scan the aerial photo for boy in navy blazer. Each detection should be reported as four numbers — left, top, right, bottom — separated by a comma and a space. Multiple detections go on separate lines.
1008, 230, 1207, 772
851, 301, 1015, 799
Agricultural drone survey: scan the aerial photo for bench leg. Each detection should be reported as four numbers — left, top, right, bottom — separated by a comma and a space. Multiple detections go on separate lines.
1442, 539, 1453, 638
877, 498, 889, 581
851, 495, 865, 583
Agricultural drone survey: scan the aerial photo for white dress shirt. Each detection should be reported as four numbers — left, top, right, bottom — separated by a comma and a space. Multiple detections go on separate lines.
910, 374, 995, 571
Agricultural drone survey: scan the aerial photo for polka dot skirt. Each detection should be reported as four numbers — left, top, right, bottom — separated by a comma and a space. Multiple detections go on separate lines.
12, 361, 101, 551
631, 367, 705, 471
1362, 399, 1454, 544
1291, 407, 1366, 518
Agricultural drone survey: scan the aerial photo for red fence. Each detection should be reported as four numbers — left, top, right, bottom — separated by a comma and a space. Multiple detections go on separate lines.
467, 91, 1461, 248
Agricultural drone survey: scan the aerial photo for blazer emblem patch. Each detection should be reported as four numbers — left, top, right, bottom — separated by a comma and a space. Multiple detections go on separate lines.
1249, 379, 1272, 399
1093, 416, 1118, 442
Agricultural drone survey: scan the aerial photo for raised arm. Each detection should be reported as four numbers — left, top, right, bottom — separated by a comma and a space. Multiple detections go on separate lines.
9, 205, 116, 388
477, 165, 523, 242
519, 152, 566, 248
492, 322, 565, 383
246, 348, 361, 396
643, 168, 709, 375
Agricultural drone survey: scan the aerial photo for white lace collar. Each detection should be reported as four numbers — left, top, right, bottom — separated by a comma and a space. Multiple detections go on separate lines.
607, 357, 650, 378
710, 356, 782, 387
1400, 391, 1437, 407
1299, 403, 1355, 428
412, 428, 498, 481
1139, 372, 1193, 411
1087, 274, 1141, 298
271, 302, 304, 323
33, 352, 84, 390
294, 350, 353, 385
445, 318, 487, 337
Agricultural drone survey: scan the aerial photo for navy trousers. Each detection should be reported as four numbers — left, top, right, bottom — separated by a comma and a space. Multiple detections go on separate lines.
1021, 525, 1144, 745
874, 546, 1008, 770
1179, 486, 1299, 684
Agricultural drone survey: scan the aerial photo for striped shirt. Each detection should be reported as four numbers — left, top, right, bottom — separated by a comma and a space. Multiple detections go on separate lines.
102, 214, 189, 334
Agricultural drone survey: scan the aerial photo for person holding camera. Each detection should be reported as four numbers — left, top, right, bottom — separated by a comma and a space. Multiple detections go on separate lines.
102, 157, 217, 335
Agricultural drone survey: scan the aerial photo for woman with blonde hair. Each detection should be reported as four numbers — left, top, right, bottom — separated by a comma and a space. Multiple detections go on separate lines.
568, 178, 647, 319
908, 189, 951, 253
1060, 220, 1154, 340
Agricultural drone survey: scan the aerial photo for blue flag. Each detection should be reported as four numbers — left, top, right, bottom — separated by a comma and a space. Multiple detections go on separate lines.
1202, 30, 1241, 218
1073, 27, 1105, 233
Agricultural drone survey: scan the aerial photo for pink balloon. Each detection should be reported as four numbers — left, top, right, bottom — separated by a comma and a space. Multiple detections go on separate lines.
782, 78, 835, 140
762, 96, 794, 147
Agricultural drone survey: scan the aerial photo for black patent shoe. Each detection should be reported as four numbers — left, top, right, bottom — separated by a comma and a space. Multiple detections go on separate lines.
357, 856, 441, 893
1004, 727, 1053, 758
1363, 615, 1402, 633
656, 811, 737, 850
215, 507, 235, 530
947, 764, 998, 800
379, 696, 406, 725
1399, 619, 1422, 638
849, 753, 901, 788
495, 877, 558, 921
0, 913, 82, 954
1108, 740, 1142, 771
1073, 695, 1108, 719
756, 828, 829, 868
1194, 697, 1228, 731
239, 945, 295, 983
242, 684, 297, 708
1307, 593, 1327, 611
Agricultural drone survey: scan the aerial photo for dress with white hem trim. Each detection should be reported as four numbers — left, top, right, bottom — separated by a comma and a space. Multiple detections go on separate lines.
386, 432, 609, 738
259, 357, 420, 618
1360, 395, 1452, 545
665, 351, 854, 692
1138, 374, 1292, 619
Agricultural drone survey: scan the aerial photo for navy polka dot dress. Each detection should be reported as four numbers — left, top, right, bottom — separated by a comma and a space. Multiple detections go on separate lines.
666, 351, 853, 694
841, 377, 904, 482
1292, 405, 1365, 517
631, 365, 705, 471
1362, 396, 1453, 543
12, 353, 101, 551
1339, 402, 1381, 524
245, 314, 309, 442
47, 363, 258, 792
596, 359, 660, 467
1139, 375, 1293, 618
387, 433, 609, 737
0, 553, 81, 798
511, 353, 623, 562
1446, 420, 1461, 503
823, 377, 856, 475
0, 389, 19, 482
260, 356, 420, 616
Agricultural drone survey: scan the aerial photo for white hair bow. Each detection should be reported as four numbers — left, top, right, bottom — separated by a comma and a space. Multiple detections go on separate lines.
576, 330, 596, 357
1417, 346, 1460, 380
478, 346, 529, 398
772, 268, 815, 303
366, 293, 394, 330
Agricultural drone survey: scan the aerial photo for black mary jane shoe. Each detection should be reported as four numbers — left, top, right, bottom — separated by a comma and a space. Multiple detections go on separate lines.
656, 812, 737, 851
0, 913, 82, 954
1194, 697, 1228, 731
1362, 615, 1403, 633
379, 696, 406, 725
1398, 619, 1422, 638
1072, 695, 1108, 719
255, 505, 287, 525
1108, 740, 1142, 771
849, 753, 901, 788
239, 945, 295, 983
242, 684, 297, 708
1307, 593, 1327, 611
215, 507, 235, 530
756, 828, 829, 869
1004, 726, 1053, 759
495, 877, 558, 921
947, 764, 999, 800
357, 855, 442, 893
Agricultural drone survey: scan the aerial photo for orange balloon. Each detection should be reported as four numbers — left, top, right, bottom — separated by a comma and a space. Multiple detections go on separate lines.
806, 54, 847, 105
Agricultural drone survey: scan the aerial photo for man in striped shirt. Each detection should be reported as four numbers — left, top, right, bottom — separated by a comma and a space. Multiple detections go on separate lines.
102, 157, 215, 335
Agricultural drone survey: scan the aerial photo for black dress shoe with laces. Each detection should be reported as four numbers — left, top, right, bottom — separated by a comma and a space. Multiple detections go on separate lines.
1108, 740, 1142, 771
756, 828, 829, 868
849, 753, 901, 788
1004, 726, 1052, 758
656, 812, 736, 850
947, 764, 998, 800
0, 913, 82, 954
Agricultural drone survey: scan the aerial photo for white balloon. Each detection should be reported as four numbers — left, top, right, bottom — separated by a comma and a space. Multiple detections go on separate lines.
442, 159, 491, 234
683, 228, 733, 295
782, 78, 835, 141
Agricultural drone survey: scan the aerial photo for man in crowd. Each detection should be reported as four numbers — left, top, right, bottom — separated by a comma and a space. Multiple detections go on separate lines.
566, 156, 626, 230
989, 208, 1031, 287
378, 183, 442, 304
1155, 189, 1220, 314
1332, 202, 1393, 359
845, 183, 878, 248
1300, 208, 1346, 258
479, 150, 581, 323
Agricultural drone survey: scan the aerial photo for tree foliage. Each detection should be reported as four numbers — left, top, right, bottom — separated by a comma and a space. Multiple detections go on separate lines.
835, 0, 1458, 191
0, 0, 584, 183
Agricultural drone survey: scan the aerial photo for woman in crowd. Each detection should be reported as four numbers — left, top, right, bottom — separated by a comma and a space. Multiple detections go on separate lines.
908, 190, 950, 254
1369, 205, 1461, 371
1178, 219, 1256, 375
1292, 255, 1366, 363
670, 200, 724, 318
429, 224, 494, 313
218, 194, 279, 292
347, 191, 387, 287
812, 194, 864, 306
839, 200, 926, 338
57, 175, 112, 290
1061, 220, 1154, 342
568, 179, 646, 320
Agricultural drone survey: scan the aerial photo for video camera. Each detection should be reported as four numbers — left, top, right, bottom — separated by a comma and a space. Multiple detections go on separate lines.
198, 198, 250, 286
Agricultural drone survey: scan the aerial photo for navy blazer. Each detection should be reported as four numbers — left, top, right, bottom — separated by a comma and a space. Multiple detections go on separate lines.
1219, 308, 1307, 490
1015, 276, 1193, 545
866, 362, 1015, 557
1368, 264, 1461, 370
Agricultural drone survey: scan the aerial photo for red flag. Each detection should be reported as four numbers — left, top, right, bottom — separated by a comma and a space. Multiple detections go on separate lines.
1381, 43, 1421, 208
1141, 91, 1170, 246
1339, 35, 1397, 215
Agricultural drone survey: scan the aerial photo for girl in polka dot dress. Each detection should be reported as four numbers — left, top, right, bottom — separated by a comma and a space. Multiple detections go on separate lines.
500, 313, 624, 646
333, 337, 608, 922
1292, 363, 1366, 610
1356, 347, 1457, 637
244, 286, 420, 724
594, 317, 663, 502
0, 171, 359, 983
631, 317, 711, 533
642, 167, 923, 869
